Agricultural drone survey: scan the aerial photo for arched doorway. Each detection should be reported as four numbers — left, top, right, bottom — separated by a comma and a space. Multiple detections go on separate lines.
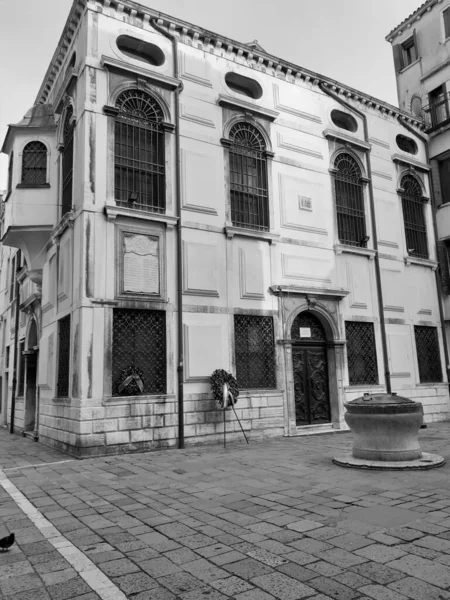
291, 311, 331, 425
24, 319, 38, 431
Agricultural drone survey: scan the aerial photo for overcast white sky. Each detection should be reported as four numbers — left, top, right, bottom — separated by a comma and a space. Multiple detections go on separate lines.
0, 0, 421, 188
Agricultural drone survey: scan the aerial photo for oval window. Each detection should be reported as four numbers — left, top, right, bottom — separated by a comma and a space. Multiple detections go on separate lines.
225, 72, 263, 100
396, 134, 418, 154
331, 109, 358, 133
117, 35, 165, 67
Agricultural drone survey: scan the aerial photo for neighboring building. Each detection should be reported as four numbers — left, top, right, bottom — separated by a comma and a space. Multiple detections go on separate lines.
387, 0, 450, 359
0, 0, 448, 457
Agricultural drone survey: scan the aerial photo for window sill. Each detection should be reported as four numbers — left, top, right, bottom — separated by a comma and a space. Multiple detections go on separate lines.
344, 385, 384, 392
51, 211, 74, 242
415, 382, 447, 388
224, 226, 279, 244
16, 183, 50, 189
104, 393, 176, 405
104, 205, 178, 228
334, 244, 376, 260
404, 256, 438, 270
392, 153, 431, 171
52, 397, 71, 403
239, 389, 283, 396
399, 57, 421, 74
323, 129, 371, 152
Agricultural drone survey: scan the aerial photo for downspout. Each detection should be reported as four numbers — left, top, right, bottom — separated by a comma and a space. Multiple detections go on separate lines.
10, 250, 21, 434
397, 116, 450, 387
319, 83, 392, 394
150, 18, 184, 448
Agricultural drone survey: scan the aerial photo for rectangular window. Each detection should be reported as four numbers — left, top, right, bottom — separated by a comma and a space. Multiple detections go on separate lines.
17, 342, 25, 397
428, 85, 449, 127
5, 346, 10, 370
402, 36, 418, 67
444, 7, 450, 39
9, 255, 15, 303
439, 157, 450, 204
112, 309, 166, 396
414, 326, 443, 383
7, 152, 14, 195
57, 315, 71, 397
346, 322, 378, 386
234, 315, 276, 389
401, 195, 429, 259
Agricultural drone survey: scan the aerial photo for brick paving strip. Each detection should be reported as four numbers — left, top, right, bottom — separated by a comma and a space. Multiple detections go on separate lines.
0, 469, 127, 600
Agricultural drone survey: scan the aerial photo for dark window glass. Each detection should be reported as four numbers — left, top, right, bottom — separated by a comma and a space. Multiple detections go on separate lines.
7, 152, 14, 194
428, 85, 449, 128
9, 255, 16, 303
444, 7, 450, 39
439, 157, 450, 205
396, 135, 418, 155
346, 322, 378, 386
234, 315, 276, 389
21, 141, 47, 185
225, 73, 263, 99
334, 153, 367, 247
114, 90, 165, 213
229, 123, 268, 231
402, 37, 418, 66
117, 36, 165, 66
331, 110, 358, 133
414, 326, 442, 383
57, 315, 71, 397
62, 108, 74, 216
291, 311, 326, 342
401, 174, 428, 259
112, 309, 166, 396
18, 342, 25, 397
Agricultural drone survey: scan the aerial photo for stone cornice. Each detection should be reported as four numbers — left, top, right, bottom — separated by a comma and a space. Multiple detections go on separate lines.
34, 0, 425, 132
386, 0, 439, 42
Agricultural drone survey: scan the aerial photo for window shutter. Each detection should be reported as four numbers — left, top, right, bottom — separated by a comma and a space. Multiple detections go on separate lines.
393, 43, 404, 72
413, 28, 419, 61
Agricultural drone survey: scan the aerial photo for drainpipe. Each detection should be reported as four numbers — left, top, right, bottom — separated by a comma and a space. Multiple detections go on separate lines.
319, 83, 392, 394
150, 18, 184, 449
10, 250, 22, 434
397, 116, 450, 388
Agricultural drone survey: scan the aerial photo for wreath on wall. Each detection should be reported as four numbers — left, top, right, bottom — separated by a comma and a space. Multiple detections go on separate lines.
210, 369, 239, 409
116, 365, 145, 396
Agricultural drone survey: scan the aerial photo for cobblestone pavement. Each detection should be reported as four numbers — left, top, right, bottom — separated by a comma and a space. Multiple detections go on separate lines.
2, 425, 450, 600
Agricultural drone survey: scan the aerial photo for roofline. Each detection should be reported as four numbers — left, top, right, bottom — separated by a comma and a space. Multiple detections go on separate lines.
386, 0, 438, 41
35, 0, 425, 130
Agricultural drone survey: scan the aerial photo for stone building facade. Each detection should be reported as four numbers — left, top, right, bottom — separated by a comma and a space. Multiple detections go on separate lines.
0, 0, 448, 456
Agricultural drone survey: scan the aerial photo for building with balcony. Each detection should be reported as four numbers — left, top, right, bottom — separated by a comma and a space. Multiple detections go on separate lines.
387, 0, 450, 367
0, 0, 448, 457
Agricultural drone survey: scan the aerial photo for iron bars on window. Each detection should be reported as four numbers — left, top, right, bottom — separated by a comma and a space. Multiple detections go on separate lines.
401, 175, 428, 259
112, 309, 166, 396
414, 326, 442, 383
22, 142, 47, 185
114, 90, 165, 214
345, 321, 378, 386
57, 315, 71, 398
229, 123, 269, 231
62, 108, 74, 216
334, 153, 367, 247
234, 314, 276, 389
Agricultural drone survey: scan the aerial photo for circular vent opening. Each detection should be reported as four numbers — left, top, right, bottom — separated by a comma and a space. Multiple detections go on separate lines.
331, 109, 358, 133
225, 72, 263, 100
396, 134, 418, 155
117, 35, 165, 67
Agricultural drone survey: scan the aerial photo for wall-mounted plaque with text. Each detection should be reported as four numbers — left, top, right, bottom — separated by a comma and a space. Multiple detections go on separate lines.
123, 233, 159, 295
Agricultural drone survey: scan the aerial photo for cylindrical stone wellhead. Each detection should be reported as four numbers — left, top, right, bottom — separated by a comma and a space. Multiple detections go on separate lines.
344, 392, 423, 461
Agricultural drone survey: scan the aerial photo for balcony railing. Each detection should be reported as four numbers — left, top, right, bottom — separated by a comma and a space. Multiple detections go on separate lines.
423, 95, 450, 130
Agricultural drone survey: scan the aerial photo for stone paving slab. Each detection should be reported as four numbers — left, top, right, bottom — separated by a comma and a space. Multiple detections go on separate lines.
3, 424, 450, 599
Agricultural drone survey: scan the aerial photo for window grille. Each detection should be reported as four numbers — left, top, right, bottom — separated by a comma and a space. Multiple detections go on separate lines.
229, 123, 269, 231
17, 342, 25, 397
62, 108, 74, 216
57, 315, 71, 397
334, 153, 367, 247
414, 326, 442, 383
114, 90, 165, 213
112, 309, 166, 396
234, 315, 276, 389
21, 141, 47, 185
346, 321, 378, 385
7, 152, 14, 194
401, 174, 428, 259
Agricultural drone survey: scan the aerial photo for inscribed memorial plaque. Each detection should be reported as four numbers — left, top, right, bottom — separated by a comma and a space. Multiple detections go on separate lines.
123, 234, 159, 294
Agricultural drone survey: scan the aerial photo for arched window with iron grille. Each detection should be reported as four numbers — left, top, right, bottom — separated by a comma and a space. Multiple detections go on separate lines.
229, 122, 268, 231
334, 153, 367, 247
21, 142, 47, 185
62, 107, 74, 216
400, 174, 428, 259
114, 90, 165, 213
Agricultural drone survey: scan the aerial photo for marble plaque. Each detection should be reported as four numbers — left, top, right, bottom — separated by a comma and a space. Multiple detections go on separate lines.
123, 234, 159, 294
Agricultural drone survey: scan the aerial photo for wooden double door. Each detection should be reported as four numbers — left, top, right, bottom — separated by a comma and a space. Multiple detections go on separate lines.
293, 344, 330, 425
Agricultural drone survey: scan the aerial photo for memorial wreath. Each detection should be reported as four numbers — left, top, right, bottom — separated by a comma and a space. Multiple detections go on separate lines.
210, 369, 239, 409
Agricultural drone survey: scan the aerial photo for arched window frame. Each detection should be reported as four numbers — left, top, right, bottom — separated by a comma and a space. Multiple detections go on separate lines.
331, 151, 369, 248
398, 172, 429, 259
221, 119, 273, 232
60, 106, 75, 217
19, 141, 49, 187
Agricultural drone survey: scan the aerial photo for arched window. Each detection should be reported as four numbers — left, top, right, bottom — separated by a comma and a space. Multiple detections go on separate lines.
62, 107, 74, 216
401, 174, 428, 259
228, 122, 268, 231
114, 89, 165, 213
21, 142, 47, 185
334, 153, 367, 247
